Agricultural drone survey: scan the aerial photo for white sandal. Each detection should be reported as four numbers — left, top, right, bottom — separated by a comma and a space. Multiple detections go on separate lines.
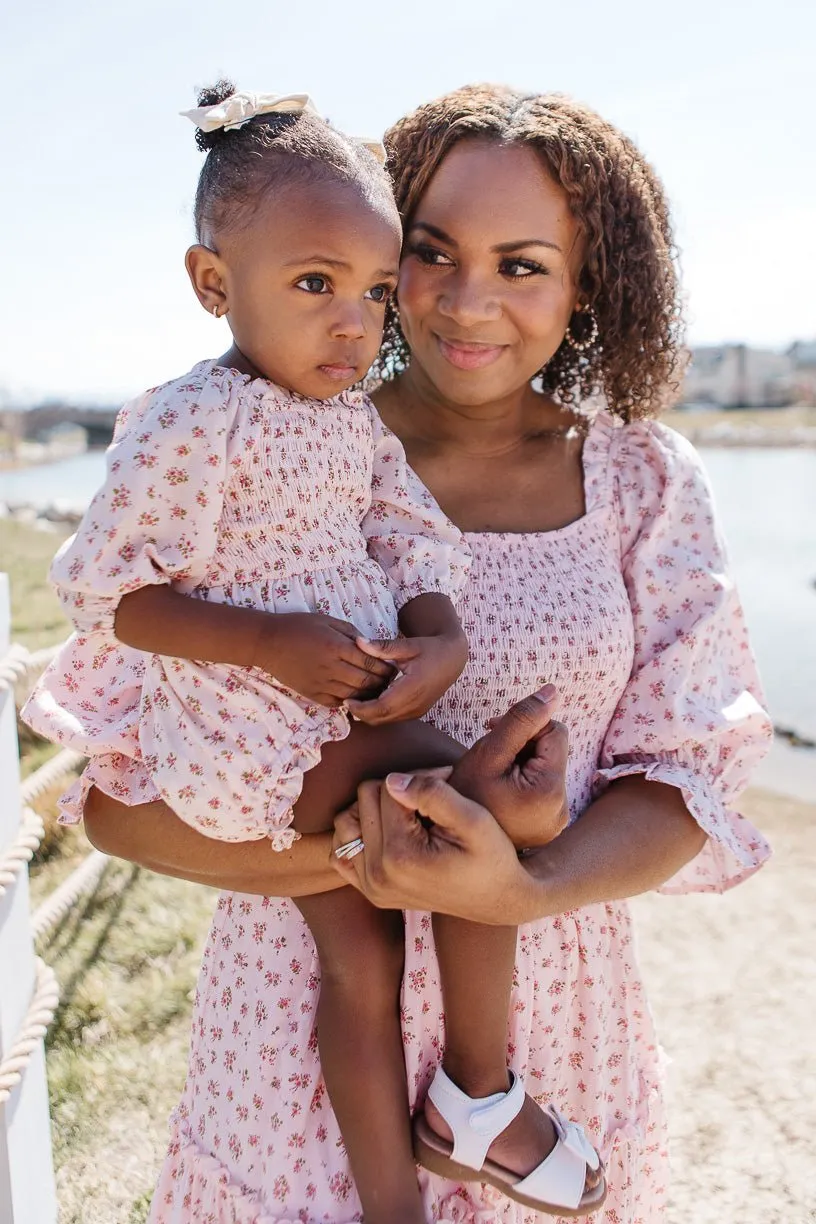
412, 1067, 607, 1217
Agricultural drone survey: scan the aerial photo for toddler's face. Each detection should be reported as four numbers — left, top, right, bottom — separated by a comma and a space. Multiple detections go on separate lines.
212, 179, 401, 398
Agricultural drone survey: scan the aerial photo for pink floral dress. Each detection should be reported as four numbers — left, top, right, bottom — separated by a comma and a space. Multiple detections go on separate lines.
143, 411, 772, 1223
22, 360, 469, 844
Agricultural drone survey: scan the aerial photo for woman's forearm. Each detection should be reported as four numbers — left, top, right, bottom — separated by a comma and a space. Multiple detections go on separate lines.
520, 775, 707, 921
114, 584, 270, 667
84, 789, 345, 897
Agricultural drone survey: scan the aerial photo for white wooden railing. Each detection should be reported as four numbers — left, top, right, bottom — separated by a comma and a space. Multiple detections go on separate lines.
0, 574, 108, 1222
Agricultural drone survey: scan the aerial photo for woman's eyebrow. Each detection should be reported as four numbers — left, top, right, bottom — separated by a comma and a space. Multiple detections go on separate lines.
409, 221, 561, 255
409, 221, 457, 245
492, 237, 562, 255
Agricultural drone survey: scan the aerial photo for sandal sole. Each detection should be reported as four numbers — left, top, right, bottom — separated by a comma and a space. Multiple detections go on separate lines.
413, 1114, 608, 1218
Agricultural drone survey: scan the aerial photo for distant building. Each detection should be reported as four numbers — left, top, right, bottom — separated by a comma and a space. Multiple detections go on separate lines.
681, 344, 794, 408
788, 341, 816, 405
37, 422, 89, 458
14, 402, 118, 448
18, 422, 89, 463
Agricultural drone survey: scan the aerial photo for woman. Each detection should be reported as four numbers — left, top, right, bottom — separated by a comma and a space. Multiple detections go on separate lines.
85, 85, 771, 1222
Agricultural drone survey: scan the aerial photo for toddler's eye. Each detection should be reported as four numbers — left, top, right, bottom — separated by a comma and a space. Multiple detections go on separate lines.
365, 284, 392, 303
296, 275, 331, 294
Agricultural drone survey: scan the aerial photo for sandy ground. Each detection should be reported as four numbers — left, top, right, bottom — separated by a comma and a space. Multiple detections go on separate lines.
632, 787, 815, 1223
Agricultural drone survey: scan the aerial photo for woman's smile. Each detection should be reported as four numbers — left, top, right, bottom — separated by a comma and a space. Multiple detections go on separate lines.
434, 333, 508, 370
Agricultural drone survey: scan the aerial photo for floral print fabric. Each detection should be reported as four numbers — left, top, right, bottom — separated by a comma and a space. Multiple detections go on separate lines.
22, 361, 470, 845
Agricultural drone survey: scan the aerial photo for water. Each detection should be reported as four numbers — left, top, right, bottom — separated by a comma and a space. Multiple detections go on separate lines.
2, 445, 814, 740
699, 448, 815, 742
0, 451, 109, 511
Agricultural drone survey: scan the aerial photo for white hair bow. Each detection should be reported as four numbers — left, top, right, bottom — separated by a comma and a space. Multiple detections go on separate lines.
180, 90, 386, 164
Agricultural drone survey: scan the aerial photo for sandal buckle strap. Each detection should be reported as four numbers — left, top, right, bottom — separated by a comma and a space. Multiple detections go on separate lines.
426, 1067, 525, 1170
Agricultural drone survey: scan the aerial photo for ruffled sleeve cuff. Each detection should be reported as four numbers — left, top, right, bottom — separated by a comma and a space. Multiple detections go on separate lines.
593, 752, 771, 894
388, 563, 470, 612
56, 589, 122, 636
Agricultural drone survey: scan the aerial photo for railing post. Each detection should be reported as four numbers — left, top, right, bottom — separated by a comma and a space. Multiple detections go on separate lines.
0, 574, 58, 1223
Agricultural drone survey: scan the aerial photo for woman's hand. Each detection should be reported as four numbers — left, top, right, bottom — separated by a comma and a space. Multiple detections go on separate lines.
252, 613, 394, 706
450, 684, 569, 848
332, 770, 535, 924
345, 630, 468, 723
331, 689, 570, 921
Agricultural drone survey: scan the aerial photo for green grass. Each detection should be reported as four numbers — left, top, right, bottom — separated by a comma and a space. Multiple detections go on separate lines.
1, 518, 71, 648
30, 818, 217, 1224
21, 766, 218, 1224
16, 774, 217, 1224
2, 518, 72, 775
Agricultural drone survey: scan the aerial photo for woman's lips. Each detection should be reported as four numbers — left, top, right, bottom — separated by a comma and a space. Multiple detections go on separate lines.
435, 334, 506, 370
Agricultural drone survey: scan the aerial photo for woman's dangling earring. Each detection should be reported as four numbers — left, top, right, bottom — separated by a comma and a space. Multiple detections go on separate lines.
386, 296, 405, 348
565, 307, 599, 352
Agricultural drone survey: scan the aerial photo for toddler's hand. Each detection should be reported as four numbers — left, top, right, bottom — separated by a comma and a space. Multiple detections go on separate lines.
344, 632, 468, 724
253, 613, 394, 707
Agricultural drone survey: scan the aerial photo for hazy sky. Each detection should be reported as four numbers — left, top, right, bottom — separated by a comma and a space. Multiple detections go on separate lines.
3, 0, 814, 402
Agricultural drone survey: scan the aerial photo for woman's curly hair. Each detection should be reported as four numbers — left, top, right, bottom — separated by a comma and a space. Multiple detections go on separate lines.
371, 84, 686, 420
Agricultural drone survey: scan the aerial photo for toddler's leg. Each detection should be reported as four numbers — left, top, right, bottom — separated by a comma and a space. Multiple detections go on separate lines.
292, 717, 463, 836
295, 889, 422, 1224
425, 741, 525, 1123
429, 914, 602, 1200
430, 914, 517, 1104
292, 719, 463, 1224
427, 746, 603, 1202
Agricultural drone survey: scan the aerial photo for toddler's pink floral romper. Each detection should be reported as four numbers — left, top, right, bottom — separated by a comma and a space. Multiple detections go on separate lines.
22, 360, 470, 843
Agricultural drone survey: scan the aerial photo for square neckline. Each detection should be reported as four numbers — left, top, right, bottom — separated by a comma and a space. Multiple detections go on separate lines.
461, 413, 613, 543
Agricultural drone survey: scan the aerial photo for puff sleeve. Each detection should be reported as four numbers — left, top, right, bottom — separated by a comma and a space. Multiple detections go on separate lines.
594, 421, 773, 894
49, 367, 249, 635
361, 402, 471, 608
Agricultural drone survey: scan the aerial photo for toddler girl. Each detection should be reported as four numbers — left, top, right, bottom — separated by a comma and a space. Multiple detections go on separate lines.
23, 83, 604, 1222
